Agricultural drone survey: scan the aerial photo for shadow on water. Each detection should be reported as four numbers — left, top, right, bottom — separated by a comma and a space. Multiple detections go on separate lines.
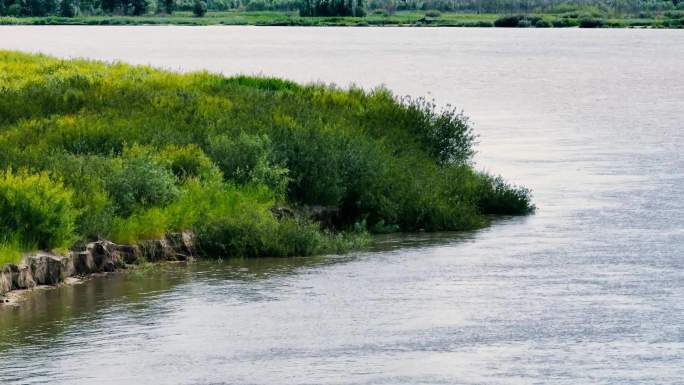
0, 266, 190, 352
369, 216, 525, 252
0, 229, 486, 357
0, 251, 363, 353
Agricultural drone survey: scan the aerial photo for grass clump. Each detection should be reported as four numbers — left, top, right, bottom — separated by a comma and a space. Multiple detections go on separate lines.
0, 169, 77, 251
0, 51, 533, 258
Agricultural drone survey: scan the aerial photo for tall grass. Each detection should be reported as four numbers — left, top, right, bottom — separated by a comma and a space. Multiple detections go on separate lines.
0, 237, 28, 265
0, 51, 533, 258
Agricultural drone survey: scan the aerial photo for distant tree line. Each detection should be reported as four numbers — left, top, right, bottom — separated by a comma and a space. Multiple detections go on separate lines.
368, 0, 681, 14
0, 0, 680, 17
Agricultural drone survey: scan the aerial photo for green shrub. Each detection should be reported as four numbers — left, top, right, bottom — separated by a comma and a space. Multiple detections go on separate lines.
401, 98, 475, 164
193, 0, 207, 16
157, 144, 222, 183
579, 17, 604, 28
552, 17, 578, 27
494, 15, 523, 27
0, 169, 78, 250
207, 133, 290, 196
476, 174, 535, 215
534, 19, 551, 28
104, 150, 180, 216
517, 19, 531, 27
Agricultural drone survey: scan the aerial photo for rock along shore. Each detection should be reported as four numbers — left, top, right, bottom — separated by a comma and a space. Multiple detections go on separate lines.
0, 231, 195, 305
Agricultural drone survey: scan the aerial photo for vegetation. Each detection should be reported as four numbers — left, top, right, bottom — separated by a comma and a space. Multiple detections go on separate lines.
193, 0, 207, 15
0, 0, 683, 27
299, 0, 366, 16
0, 51, 532, 262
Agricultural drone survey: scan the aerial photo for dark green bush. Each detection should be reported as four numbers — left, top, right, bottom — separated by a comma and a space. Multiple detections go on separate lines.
104, 150, 180, 216
207, 133, 289, 196
517, 19, 531, 27
534, 19, 551, 27
476, 174, 534, 215
494, 14, 523, 27
401, 98, 475, 165
193, 0, 207, 16
552, 17, 578, 27
579, 17, 604, 28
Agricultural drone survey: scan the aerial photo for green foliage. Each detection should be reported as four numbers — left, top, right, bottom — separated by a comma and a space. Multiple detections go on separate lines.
300, 0, 366, 17
534, 19, 551, 27
494, 14, 522, 27
0, 51, 533, 258
193, 0, 207, 16
476, 174, 535, 215
157, 144, 222, 183
59, 0, 79, 17
551, 17, 578, 27
0, 169, 77, 250
0, 0, 681, 29
0, 236, 31, 265
160, 0, 175, 14
104, 148, 180, 216
579, 16, 604, 28
207, 133, 289, 196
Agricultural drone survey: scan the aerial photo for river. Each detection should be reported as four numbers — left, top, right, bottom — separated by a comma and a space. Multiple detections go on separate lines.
0, 26, 683, 384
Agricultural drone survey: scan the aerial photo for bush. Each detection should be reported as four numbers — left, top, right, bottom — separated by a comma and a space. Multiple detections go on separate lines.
0, 169, 78, 250
193, 0, 207, 16
400, 98, 475, 165
104, 150, 180, 216
534, 19, 551, 28
59, 0, 79, 17
579, 17, 604, 28
552, 17, 578, 27
207, 133, 289, 196
494, 15, 523, 27
517, 19, 531, 27
246, 0, 268, 11
157, 144, 222, 183
476, 174, 534, 215
300, 0, 366, 17
6, 3, 22, 17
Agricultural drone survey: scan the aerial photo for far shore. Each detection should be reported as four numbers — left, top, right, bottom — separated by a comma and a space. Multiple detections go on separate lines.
1, 10, 683, 29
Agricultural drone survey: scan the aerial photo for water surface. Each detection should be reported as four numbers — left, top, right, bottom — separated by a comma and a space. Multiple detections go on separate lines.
0, 27, 683, 385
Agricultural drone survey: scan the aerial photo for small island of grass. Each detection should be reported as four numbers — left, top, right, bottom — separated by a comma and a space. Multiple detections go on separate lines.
0, 50, 533, 265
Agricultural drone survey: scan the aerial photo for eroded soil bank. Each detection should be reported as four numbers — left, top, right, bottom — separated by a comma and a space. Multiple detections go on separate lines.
0, 232, 195, 305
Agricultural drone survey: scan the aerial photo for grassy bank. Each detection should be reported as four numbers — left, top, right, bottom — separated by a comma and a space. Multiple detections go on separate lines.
1, 10, 683, 28
0, 51, 533, 263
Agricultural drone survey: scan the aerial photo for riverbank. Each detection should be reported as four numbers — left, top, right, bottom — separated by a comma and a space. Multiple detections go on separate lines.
0, 232, 195, 305
1, 10, 683, 28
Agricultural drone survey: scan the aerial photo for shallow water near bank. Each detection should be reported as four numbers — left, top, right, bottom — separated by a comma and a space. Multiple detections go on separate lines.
0, 27, 683, 384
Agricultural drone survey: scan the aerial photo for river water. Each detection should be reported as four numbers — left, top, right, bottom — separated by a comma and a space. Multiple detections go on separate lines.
0, 26, 683, 384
